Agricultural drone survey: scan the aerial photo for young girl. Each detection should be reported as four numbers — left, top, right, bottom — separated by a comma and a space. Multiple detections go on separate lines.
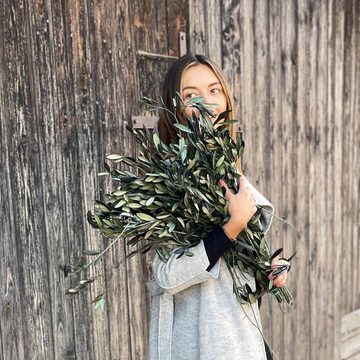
146, 53, 279, 360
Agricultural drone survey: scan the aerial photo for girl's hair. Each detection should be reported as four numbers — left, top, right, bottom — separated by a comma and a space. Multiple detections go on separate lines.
157, 52, 242, 173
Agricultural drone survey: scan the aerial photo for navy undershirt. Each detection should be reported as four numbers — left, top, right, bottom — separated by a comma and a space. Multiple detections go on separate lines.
203, 225, 235, 271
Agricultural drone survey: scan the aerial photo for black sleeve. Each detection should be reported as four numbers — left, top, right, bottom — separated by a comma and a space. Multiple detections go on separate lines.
203, 225, 235, 271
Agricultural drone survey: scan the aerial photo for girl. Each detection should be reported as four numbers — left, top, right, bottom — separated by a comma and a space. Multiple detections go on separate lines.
146, 53, 279, 360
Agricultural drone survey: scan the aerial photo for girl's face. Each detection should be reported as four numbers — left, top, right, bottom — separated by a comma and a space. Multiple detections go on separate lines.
180, 63, 227, 123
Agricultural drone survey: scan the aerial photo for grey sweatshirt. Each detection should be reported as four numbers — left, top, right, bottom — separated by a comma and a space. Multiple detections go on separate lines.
146, 177, 275, 360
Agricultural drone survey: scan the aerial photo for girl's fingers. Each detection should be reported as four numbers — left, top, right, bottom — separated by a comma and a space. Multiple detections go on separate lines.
218, 179, 233, 198
239, 176, 248, 190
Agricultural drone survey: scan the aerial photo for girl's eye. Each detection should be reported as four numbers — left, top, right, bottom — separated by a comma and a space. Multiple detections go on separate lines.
184, 93, 197, 99
211, 88, 222, 94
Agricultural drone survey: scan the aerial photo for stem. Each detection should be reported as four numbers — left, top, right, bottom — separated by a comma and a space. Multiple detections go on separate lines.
83, 223, 131, 270
260, 207, 296, 231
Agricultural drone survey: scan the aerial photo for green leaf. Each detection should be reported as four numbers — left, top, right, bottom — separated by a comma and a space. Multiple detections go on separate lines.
128, 203, 142, 209
153, 132, 160, 147
167, 222, 176, 232
113, 190, 128, 196
144, 229, 154, 239
159, 229, 169, 238
177, 217, 185, 228
174, 123, 193, 133
136, 213, 155, 221
95, 297, 105, 310
106, 154, 122, 160
149, 220, 162, 230
215, 155, 225, 168
212, 109, 232, 126
171, 202, 180, 212
145, 176, 156, 182
157, 214, 170, 219
145, 197, 155, 206
268, 281, 273, 290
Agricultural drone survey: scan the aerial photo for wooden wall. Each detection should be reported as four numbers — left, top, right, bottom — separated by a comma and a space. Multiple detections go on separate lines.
0, 0, 186, 359
0, 0, 359, 359
188, 0, 360, 359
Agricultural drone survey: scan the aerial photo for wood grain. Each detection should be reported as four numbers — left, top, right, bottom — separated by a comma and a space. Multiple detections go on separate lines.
1, 1, 359, 359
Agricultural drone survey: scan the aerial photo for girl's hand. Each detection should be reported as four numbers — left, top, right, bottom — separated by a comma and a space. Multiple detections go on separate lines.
268, 256, 289, 287
219, 176, 257, 241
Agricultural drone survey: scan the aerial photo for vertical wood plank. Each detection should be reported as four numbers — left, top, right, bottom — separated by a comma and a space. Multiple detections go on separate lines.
166, 0, 188, 57
39, 1, 78, 357
222, 0, 241, 118
188, 0, 207, 55
279, 1, 297, 358
332, 0, 345, 358
312, 0, 331, 358
101, 1, 135, 357
238, 0, 255, 175
342, 0, 358, 316
206, 0, 222, 65
0, 1, 27, 357
265, 0, 283, 353
352, 0, 360, 313
129, 1, 170, 357
293, 0, 311, 358
326, 1, 337, 358
2, 0, 56, 357
253, 0, 271, 184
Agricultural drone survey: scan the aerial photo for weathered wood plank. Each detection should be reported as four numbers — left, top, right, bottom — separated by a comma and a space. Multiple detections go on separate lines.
166, 0, 188, 57
333, 0, 346, 358
308, 0, 328, 358
104, 4, 139, 357
263, 0, 283, 353
188, 0, 207, 55
128, 1, 171, 358
292, 0, 311, 358
342, 0, 358, 316
221, 0, 241, 117
279, 1, 297, 359
237, 0, 255, 175
81, 0, 127, 358
0, 0, 27, 358
352, 0, 360, 313
206, 0, 222, 65
59, 1, 103, 358
2, 0, 56, 358
326, 2, 337, 358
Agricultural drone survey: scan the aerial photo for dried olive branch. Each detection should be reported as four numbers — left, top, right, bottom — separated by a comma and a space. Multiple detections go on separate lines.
62, 94, 295, 310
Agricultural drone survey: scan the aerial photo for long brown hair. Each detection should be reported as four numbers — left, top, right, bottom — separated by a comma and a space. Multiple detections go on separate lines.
157, 53, 242, 174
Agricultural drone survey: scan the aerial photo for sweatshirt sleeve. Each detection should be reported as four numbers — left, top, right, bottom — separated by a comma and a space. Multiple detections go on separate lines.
243, 176, 275, 234
152, 226, 233, 295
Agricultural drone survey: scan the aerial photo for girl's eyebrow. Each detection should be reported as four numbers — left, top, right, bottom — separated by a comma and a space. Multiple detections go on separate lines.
182, 82, 221, 92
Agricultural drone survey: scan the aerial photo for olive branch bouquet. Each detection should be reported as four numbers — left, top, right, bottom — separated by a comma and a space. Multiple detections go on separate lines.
61, 94, 294, 308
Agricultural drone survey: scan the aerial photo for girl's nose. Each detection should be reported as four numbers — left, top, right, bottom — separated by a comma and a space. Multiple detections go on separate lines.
202, 94, 216, 111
